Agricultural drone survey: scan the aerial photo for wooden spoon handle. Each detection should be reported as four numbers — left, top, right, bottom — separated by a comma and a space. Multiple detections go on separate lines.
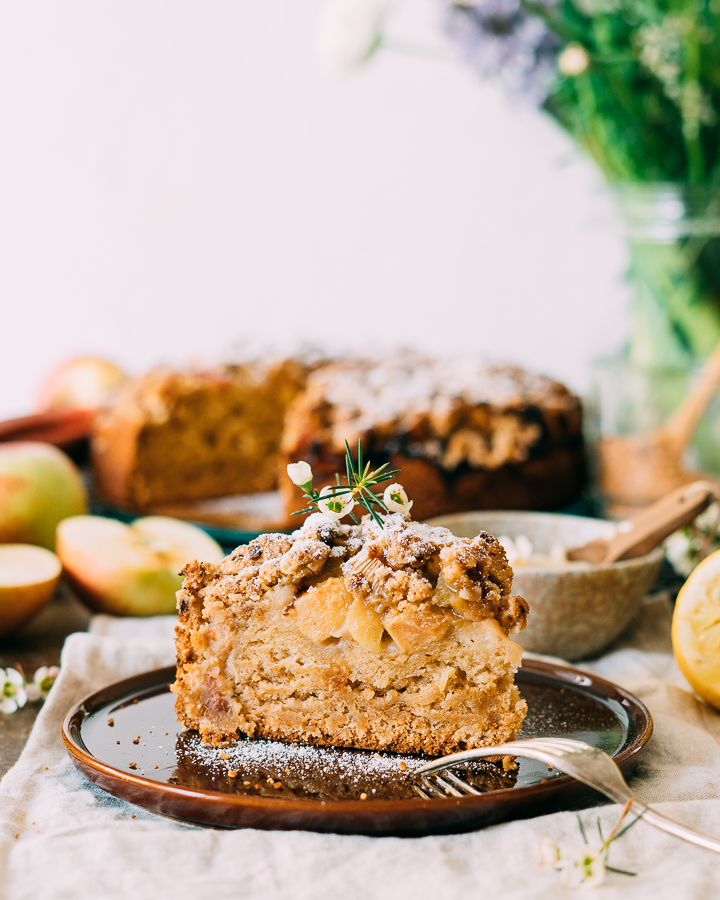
603, 480, 716, 563
661, 339, 720, 452
0, 408, 95, 447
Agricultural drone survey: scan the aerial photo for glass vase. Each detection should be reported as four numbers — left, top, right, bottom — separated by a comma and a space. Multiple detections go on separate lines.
616, 183, 720, 367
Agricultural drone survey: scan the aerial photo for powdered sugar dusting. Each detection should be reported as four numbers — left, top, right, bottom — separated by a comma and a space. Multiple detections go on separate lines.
173, 732, 513, 801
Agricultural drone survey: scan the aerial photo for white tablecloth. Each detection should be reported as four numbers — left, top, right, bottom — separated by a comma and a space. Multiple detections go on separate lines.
2, 595, 720, 900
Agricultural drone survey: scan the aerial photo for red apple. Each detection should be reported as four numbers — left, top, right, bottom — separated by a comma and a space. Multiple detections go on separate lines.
57, 515, 224, 616
0, 544, 62, 638
36, 357, 127, 413
0, 442, 88, 549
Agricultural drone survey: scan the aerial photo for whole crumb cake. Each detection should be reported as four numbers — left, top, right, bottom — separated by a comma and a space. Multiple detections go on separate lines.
173, 513, 529, 756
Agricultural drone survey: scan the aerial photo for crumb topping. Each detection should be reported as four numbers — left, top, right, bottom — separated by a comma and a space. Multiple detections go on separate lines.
281, 355, 581, 471
184, 513, 528, 634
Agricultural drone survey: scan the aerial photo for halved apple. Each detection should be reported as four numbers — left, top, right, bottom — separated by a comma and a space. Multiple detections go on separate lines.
57, 515, 224, 616
0, 544, 62, 638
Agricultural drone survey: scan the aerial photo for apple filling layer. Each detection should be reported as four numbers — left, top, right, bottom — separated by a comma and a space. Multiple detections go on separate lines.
173, 514, 529, 756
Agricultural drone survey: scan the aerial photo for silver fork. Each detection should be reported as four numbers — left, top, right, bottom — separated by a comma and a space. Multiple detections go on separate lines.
415, 737, 720, 854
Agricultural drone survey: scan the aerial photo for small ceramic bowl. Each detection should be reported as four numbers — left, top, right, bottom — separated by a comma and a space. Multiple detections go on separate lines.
426, 511, 664, 661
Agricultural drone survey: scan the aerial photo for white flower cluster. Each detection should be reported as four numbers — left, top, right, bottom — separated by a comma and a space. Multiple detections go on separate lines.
665, 502, 720, 578
635, 15, 716, 138
1, 665, 59, 714
538, 837, 607, 889
286, 459, 412, 523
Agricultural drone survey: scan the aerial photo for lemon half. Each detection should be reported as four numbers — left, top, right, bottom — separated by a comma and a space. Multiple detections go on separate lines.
672, 548, 720, 709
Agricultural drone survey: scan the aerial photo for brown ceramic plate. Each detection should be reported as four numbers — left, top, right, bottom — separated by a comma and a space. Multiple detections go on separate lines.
62, 659, 652, 836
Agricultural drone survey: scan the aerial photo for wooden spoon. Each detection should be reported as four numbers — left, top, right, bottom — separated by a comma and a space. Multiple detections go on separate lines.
0, 408, 95, 448
599, 339, 720, 513
568, 480, 716, 564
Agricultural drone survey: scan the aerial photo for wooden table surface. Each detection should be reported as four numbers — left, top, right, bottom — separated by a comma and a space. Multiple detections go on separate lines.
0, 589, 91, 778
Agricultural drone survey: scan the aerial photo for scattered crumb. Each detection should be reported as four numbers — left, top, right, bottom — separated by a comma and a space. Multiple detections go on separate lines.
165, 731, 169, 735
502, 756, 518, 772
155, 765, 159, 769
108, 718, 114, 727
273, 782, 282, 789
129, 763, 137, 770
117, 741, 120, 745
360, 793, 367, 800
23, 728, 29, 735
31, 822, 35, 826
132, 738, 140, 745
15, 834, 19, 840
228, 770, 238, 778
255, 784, 260, 789
131, 815, 136, 819
44, 767, 48, 771
399, 762, 407, 772
132, 699, 138, 704
243, 781, 251, 786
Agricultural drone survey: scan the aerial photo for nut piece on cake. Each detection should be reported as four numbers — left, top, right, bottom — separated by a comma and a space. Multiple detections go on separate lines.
172, 513, 529, 756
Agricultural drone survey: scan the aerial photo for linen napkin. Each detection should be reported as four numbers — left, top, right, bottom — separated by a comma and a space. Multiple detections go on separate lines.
2, 595, 720, 900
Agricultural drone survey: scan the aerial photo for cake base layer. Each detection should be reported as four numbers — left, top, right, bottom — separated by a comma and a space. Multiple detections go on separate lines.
174, 579, 527, 755
92, 359, 308, 510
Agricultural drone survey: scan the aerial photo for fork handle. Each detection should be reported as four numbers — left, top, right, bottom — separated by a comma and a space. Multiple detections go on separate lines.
638, 804, 720, 854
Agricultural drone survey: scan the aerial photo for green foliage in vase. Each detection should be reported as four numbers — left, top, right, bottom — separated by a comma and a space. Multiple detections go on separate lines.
451, 0, 720, 185
445, 0, 720, 361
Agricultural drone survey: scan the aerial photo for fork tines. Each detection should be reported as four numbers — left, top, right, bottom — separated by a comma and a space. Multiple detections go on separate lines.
414, 770, 482, 799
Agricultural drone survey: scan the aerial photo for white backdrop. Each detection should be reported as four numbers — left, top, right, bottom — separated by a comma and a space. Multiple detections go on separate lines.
0, 0, 629, 418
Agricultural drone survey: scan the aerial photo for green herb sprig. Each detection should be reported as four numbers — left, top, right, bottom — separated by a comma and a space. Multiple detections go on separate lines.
286, 440, 412, 528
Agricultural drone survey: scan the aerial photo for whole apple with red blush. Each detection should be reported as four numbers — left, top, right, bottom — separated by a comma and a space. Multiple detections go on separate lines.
0, 442, 87, 549
36, 357, 126, 413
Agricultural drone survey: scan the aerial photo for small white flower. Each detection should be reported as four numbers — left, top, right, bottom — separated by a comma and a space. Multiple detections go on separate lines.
556, 843, 606, 890
287, 461, 314, 490
383, 483, 413, 514
696, 501, 720, 532
665, 530, 696, 577
317, 485, 355, 520
1, 667, 28, 714
558, 43, 590, 76
537, 837, 561, 870
316, 0, 392, 74
25, 665, 60, 702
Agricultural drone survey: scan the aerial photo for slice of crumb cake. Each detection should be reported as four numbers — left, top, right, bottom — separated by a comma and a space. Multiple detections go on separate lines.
173, 514, 529, 756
